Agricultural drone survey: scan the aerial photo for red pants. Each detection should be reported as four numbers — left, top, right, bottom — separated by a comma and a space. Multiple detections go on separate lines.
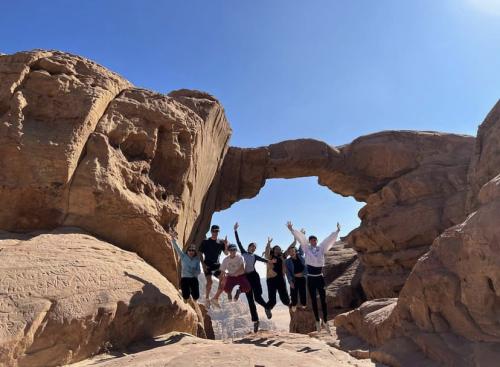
223, 274, 251, 293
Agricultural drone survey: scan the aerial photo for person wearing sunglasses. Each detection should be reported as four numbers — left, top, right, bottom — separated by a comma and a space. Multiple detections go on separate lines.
172, 238, 201, 303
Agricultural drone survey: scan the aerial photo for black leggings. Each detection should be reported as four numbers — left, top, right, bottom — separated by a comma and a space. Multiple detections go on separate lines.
290, 276, 307, 306
180, 277, 199, 300
267, 276, 290, 309
307, 275, 327, 321
246, 271, 268, 308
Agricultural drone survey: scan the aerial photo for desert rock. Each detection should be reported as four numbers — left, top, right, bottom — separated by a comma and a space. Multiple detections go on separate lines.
0, 228, 201, 367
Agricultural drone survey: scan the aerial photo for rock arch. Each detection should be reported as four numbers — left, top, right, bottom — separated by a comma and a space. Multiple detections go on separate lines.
207, 131, 474, 298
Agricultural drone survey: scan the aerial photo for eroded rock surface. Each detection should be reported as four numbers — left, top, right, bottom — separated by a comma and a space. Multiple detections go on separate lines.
0, 228, 201, 367
216, 132, 474, 298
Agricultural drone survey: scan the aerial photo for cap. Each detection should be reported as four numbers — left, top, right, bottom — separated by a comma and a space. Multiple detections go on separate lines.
210, 225, 220, 231
228, 243, 237, 251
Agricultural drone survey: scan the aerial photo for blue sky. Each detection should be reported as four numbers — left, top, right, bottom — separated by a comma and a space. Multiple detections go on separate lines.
2, 0, 500, 264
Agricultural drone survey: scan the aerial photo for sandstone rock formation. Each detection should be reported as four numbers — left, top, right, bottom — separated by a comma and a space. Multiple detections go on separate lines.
0, 228, 202, 367
215, 132, 474, 298
0, 51, 231, 285
333, 100, 500, 367
1, 49, 497, 367
70, 331, 381, 367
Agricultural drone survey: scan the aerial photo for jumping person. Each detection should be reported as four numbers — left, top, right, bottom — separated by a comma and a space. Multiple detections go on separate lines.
199, 224, 229, 306
287, 221, 341, 334
264, 238, 290, 312
172, 238, 201, 302
285, 240, 307, 312
212, 244, 256, 331
234, 222, 273, 321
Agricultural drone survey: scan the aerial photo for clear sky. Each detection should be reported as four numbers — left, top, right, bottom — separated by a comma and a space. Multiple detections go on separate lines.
2, 0, 500, 267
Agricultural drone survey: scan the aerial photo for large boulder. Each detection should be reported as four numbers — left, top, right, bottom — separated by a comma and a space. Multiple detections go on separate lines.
0, 228, 202, 367
0, 51, 232, 285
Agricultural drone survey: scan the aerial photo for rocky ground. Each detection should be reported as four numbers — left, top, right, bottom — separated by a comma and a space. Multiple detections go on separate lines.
70, 330, 381, 367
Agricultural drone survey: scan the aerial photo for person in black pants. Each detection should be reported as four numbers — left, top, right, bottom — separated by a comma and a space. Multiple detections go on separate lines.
285, 243, 307, 312
264, 238, 290, 311
287, 221, 341, 334
199, 224, 229, 307
234, 223, 272, 328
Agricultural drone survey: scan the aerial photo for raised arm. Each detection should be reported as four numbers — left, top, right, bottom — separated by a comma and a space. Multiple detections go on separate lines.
320, 222, 341, 252
234, 223, 246, 254
222, 236, 229, 255
172, 239, 185, 260
264, 237, 272, 260
287, 221, 308, 252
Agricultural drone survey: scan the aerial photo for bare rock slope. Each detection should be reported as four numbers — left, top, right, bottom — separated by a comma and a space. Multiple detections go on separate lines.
0, 229, 202, 367
70, 331, 381, 367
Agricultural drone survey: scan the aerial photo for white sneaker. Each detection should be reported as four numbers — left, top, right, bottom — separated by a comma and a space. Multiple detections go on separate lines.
211, 298, 221, 308
323, 320, 332, 335
315, 321, 321, 332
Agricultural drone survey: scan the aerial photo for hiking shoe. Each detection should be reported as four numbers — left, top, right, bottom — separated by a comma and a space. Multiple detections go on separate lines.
265, 308, 272, 319
211, 298, 221, 308
253, 321, 259, 333
235, 288, 241, 301
315, 321, 321, 332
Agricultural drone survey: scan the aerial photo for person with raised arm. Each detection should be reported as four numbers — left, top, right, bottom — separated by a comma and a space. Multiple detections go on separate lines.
234, 222, 273, 323
198, 224, 229, 307
172, 238, 201, 302
285, 229, 308, 312
264, 237, 290, 312
286, 221, 341, 333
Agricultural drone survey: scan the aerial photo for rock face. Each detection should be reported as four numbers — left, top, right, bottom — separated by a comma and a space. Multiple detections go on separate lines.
333, 100, 500, 367
0, 51, 131, 231
70, 331, 381, 367
0, 228, 201, 367
215, 132, 474, 298
0, 51, 231, 285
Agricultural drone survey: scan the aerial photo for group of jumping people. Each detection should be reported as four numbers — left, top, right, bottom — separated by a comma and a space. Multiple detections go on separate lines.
173, 221, 341, 334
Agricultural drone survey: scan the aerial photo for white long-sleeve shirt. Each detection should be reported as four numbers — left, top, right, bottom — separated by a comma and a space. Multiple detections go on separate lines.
290, 228, 340, 269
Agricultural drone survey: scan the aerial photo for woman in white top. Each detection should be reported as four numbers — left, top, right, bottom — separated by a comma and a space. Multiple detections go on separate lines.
287, 221, 341, 333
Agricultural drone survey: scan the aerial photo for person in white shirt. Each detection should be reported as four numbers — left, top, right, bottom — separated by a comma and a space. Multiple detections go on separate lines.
287, 221, 341, 333
211, 244, 251, 308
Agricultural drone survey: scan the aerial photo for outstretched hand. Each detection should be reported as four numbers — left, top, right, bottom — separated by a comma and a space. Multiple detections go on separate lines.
267, 236, 273, 244
224, 235, 229, 246
286, 221, 293, 231
234, 222, 239, 231
300, 228, 306, 235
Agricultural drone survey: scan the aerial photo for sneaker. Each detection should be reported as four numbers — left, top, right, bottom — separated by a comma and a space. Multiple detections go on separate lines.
291, 306, 297, 313
315, 321, 321, 332
323, 320, 332, 335
235, 288, 241, 301
211, 298, 221, 308
253, 321, 259, 333
265, 308, 272, 319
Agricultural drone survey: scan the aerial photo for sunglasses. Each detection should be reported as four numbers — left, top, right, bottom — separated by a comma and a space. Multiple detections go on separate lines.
187, 249, 196, 252
229, 249, 237, 252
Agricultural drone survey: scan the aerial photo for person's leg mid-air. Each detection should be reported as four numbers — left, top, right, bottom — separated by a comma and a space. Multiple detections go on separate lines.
307, 276, 321, 331
277, 275, 290, 306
